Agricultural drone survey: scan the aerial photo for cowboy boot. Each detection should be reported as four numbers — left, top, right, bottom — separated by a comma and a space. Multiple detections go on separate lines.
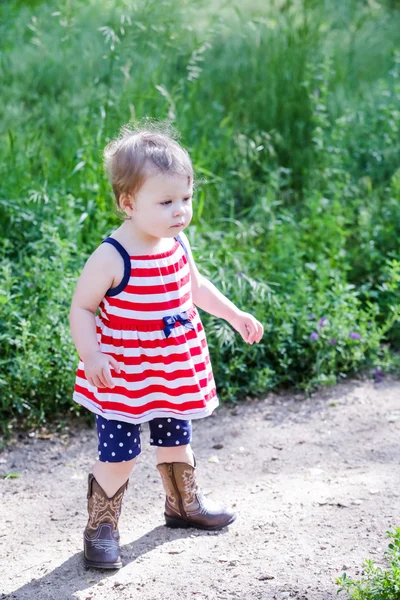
84, 473, 128, 569
157, 460, 236, 530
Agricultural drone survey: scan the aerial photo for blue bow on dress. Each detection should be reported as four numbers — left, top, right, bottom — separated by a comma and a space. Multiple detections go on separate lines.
162, 311, 195, 338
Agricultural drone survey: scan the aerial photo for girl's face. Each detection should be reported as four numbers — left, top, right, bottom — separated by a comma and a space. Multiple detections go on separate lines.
124, 171, 193, 241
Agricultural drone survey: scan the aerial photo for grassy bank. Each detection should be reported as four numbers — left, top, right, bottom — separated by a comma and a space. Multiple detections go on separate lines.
1, 0, 400, 429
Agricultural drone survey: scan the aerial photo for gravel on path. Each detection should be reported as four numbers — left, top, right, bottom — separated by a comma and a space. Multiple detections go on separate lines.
1, 379, 399, 600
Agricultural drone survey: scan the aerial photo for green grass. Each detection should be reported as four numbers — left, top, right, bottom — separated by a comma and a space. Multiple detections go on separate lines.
1, 0, 400, 428
337, 528, 400, 600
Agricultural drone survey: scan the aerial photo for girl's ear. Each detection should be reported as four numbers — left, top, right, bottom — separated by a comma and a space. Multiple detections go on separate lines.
119, 192, 134, 215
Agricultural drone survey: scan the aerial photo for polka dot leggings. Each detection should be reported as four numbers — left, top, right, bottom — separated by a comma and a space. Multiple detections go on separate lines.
95, 415, 192, 463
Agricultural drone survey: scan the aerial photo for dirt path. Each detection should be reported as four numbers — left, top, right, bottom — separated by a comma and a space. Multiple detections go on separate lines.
1, 379, 399, 600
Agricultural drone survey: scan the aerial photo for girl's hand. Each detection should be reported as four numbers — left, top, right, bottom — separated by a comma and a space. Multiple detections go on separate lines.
83, 351, 121, 388
229, 311, 264, 345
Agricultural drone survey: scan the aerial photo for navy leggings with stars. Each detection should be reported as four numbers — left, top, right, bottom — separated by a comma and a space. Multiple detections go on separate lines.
95, 415, 192, 463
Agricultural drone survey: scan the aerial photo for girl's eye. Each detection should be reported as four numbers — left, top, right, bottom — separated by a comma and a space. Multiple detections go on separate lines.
161, 198, 191, 206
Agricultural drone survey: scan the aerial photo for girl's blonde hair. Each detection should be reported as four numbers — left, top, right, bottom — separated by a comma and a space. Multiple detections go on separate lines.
103, 122, 193, 207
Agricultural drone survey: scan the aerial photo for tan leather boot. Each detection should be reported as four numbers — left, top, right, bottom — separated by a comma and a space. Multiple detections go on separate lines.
84, 474, 128, 569
157, 461, 236, 530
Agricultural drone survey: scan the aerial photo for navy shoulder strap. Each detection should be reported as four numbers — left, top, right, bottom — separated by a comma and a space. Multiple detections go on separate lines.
101, 237, 131, 297
176, 234, 189, 258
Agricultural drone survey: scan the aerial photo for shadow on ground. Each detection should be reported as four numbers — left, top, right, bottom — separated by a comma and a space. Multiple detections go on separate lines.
4, 525, 232, 600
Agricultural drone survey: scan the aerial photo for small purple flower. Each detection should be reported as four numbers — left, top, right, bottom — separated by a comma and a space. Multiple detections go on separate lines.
236, 272, 244, 279
318, 316, 329, 329
329, 338, 337, 346
373, 368, 384, 383
307, 314, 316, 320
349, 332, 361, 340
310, 332, 319, 341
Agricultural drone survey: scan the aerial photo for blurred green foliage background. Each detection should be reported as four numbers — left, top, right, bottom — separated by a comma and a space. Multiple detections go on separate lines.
1, 0, 399, 430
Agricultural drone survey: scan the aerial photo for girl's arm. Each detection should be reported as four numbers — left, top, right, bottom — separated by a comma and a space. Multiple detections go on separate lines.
180, 233, 263, 344
70, 244, 121, 387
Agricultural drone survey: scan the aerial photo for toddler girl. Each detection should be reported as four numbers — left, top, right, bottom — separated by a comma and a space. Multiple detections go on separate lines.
69, 124, 264, 569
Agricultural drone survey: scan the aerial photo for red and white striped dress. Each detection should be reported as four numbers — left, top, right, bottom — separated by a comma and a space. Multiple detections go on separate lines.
73, 236, 218, 424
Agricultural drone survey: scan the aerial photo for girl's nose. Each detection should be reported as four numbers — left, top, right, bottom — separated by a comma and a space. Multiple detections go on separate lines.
174, 204, 185, 217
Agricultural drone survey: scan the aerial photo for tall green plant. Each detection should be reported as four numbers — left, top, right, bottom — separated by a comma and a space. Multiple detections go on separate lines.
1, 0, 400, 428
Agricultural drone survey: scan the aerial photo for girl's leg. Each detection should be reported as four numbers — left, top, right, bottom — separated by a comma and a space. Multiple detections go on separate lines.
84, 415, 141, 569
93, 414, 142, 495
156, 444, 194, 466
151, 418, 236, 530
92, 457, 137, 498
149, 417, 194, 465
